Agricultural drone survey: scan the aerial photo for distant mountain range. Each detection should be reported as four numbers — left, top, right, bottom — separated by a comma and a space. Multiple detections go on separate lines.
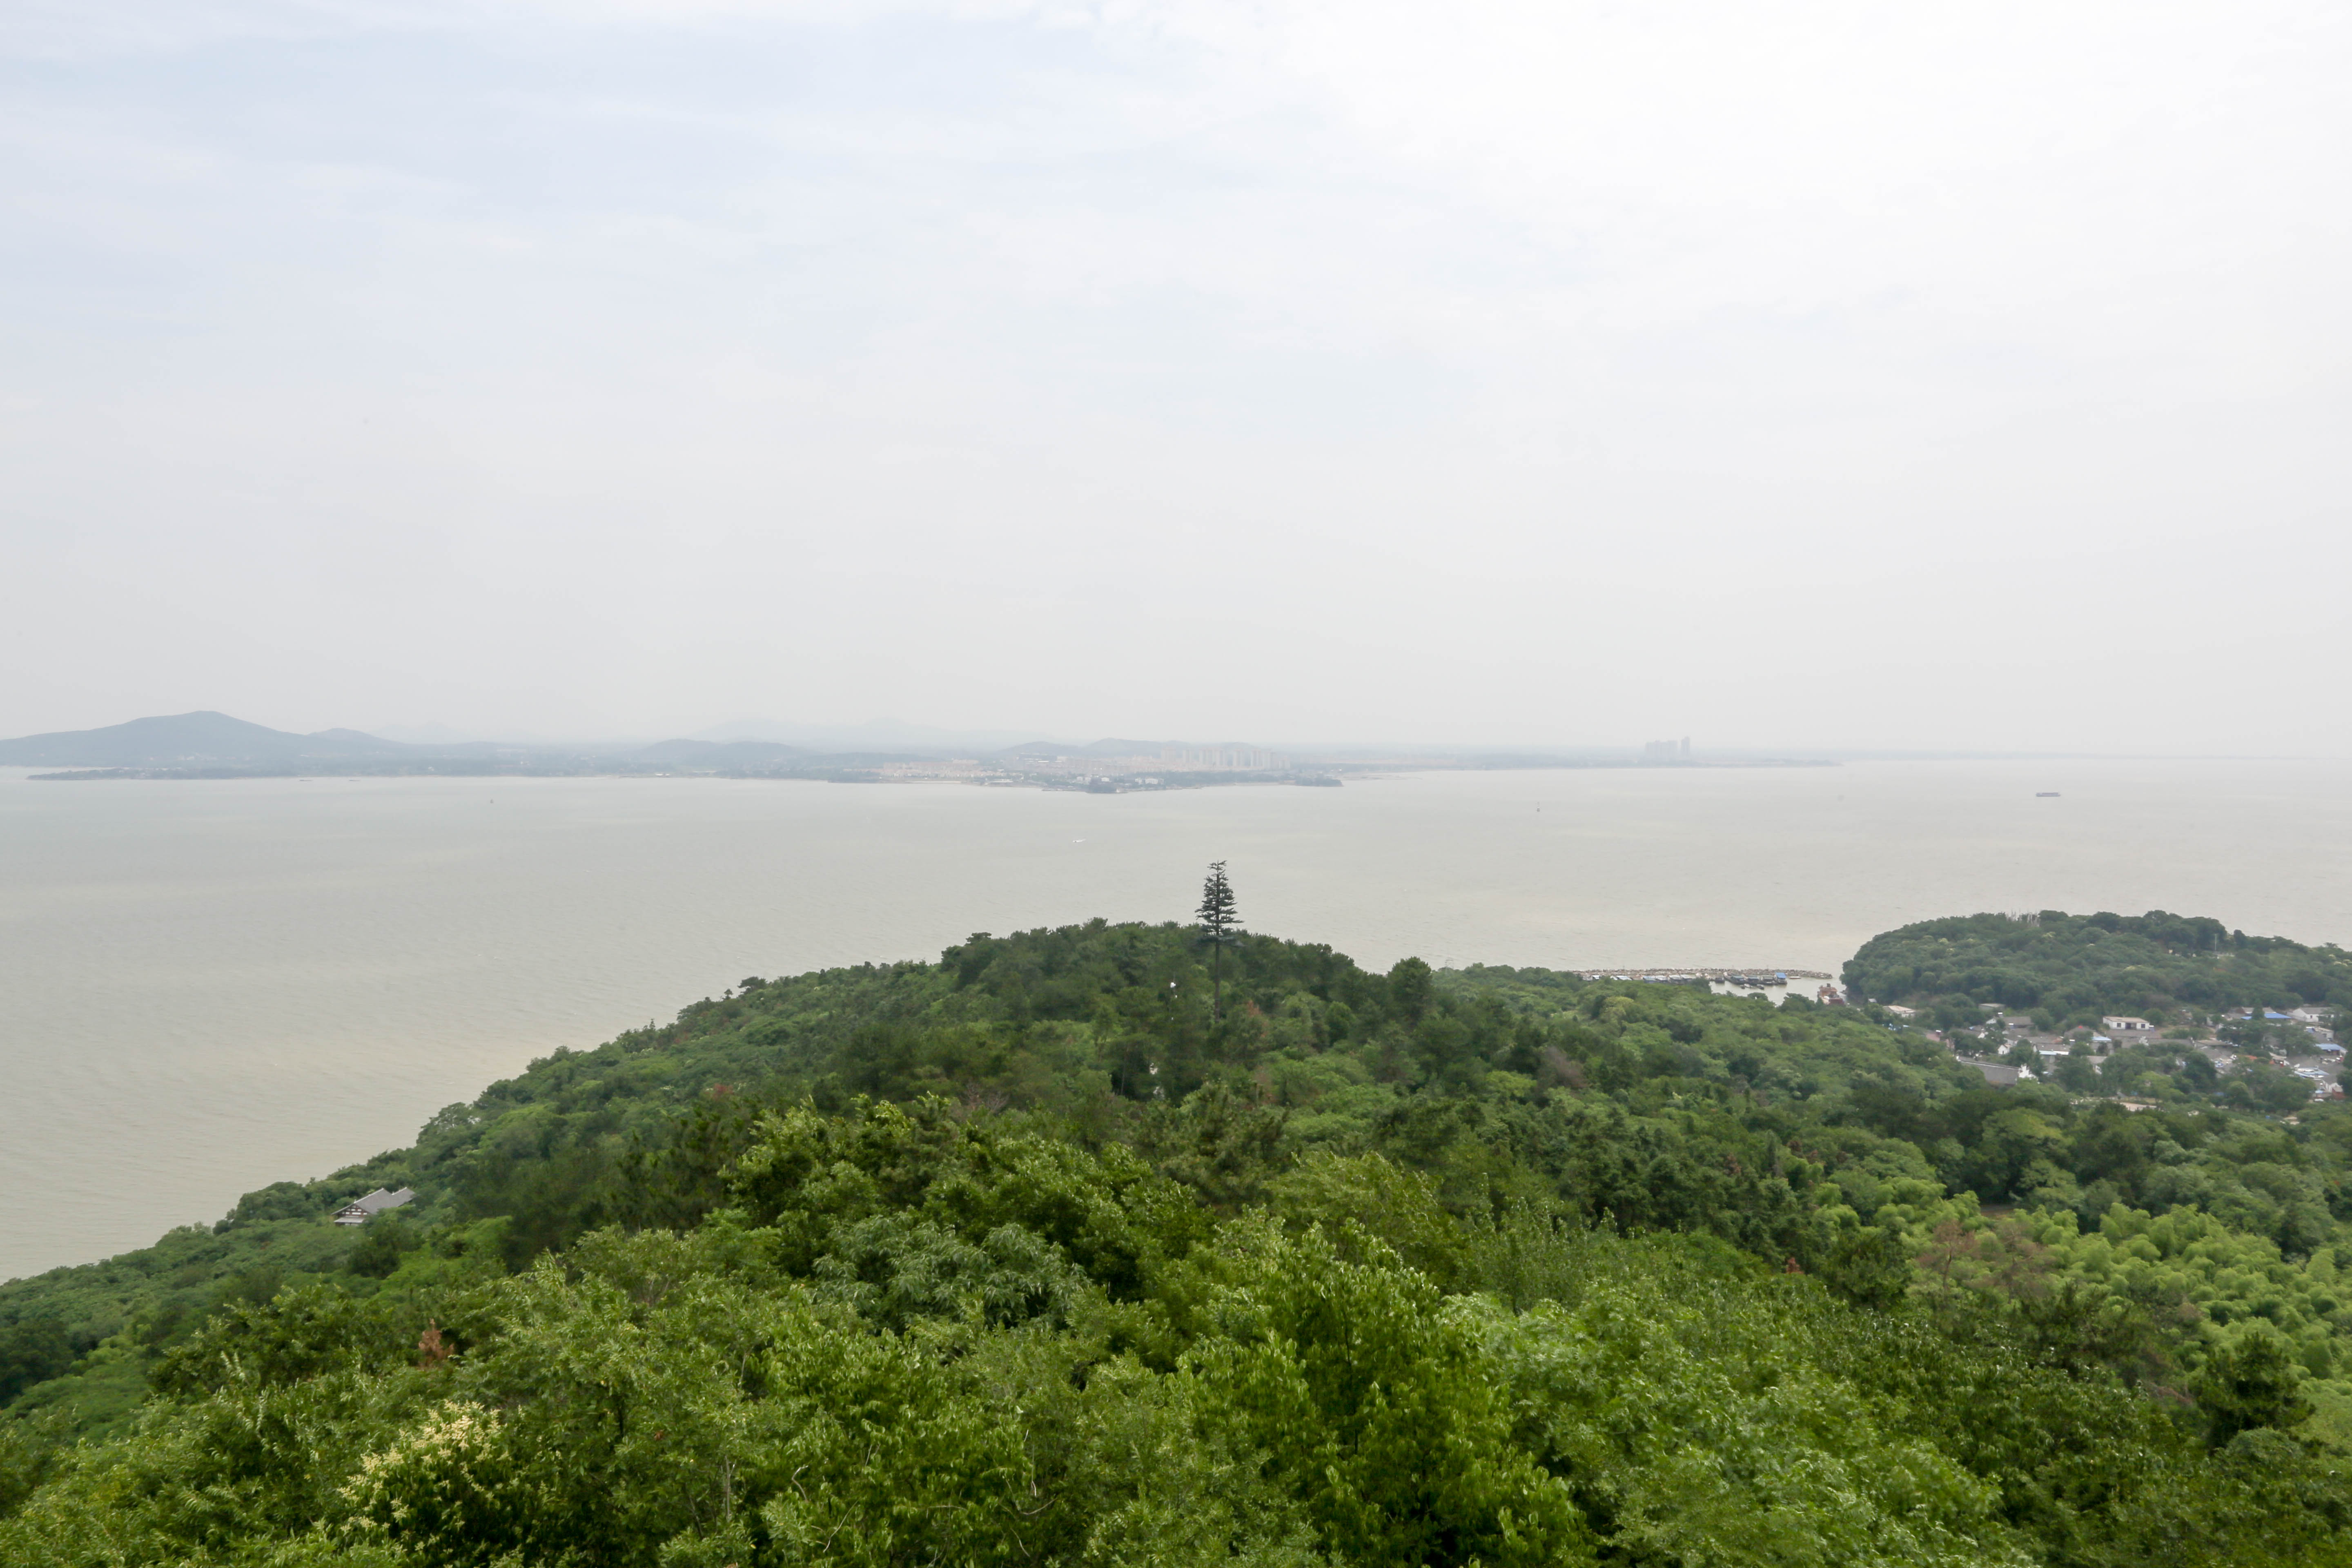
0, 712, 1166, 774
0, 712, 421, 767
1, 712, 1822, 780
0, 713, 875, 773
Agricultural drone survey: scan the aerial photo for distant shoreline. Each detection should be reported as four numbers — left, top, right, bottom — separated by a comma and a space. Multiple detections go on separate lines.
22, 757, 1840, 787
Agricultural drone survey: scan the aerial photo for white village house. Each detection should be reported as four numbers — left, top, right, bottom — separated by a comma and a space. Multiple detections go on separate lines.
334, 1187, 416, 1225
2100, 1016, 2156, 1033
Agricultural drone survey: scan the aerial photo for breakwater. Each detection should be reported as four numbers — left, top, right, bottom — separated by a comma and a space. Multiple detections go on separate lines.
1570, 967, 1835, 982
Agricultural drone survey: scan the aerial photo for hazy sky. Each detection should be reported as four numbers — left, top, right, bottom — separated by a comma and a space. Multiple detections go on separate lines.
4, 1, 2346, 752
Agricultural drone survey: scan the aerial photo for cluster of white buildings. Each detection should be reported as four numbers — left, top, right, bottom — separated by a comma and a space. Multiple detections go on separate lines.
1946, 1002, 2344, 1103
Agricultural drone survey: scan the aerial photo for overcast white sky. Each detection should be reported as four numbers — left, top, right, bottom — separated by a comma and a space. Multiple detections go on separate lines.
3, 1, 2345, 751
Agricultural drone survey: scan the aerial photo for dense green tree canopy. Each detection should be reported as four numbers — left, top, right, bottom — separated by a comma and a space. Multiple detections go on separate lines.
1846, 910, 2352, 1025
7, 913, 2352, 1564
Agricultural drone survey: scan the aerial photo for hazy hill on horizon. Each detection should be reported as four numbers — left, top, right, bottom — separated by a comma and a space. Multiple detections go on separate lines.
0, 712, 1297, 771
0, 710, 1094, 773
3, 711, 1782, 774
0, 711, 419, 767
0, 713, 913, 771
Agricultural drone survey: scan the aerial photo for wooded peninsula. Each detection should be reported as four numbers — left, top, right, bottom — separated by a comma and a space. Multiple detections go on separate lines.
5, 901, 2352, 1565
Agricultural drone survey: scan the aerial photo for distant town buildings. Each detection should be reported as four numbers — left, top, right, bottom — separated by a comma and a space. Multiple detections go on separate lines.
873, 741, 1299, 791
1939, 995, 2345, 1106
1159, 744, 1282, 770
1642, 737, 1693, 763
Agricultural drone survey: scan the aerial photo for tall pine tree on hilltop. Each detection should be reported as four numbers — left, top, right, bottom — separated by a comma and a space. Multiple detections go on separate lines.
1196, 860, 1241, 1022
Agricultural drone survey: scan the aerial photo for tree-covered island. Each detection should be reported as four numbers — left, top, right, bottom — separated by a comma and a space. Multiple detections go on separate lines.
5, 895, 2352, 1564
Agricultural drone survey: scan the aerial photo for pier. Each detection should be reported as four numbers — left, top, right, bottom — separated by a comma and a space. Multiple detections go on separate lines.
1568, 967, 1833, 982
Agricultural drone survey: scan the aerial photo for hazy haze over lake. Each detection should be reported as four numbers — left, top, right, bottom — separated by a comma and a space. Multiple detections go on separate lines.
4, 759, 2348, 1281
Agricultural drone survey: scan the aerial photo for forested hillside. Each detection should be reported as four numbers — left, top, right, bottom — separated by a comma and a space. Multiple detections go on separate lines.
1847, 910, 2352, 1027
7, 914, 2352, 1564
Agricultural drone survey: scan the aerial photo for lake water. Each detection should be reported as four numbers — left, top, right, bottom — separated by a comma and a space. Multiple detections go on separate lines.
4, 757, 2348, 1281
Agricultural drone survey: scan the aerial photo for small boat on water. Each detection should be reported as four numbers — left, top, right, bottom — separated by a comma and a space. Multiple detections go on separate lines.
2036, 791, 2060, 797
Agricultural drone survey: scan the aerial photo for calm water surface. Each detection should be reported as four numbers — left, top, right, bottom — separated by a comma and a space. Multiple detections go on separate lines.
3, 758, 2348, 1280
